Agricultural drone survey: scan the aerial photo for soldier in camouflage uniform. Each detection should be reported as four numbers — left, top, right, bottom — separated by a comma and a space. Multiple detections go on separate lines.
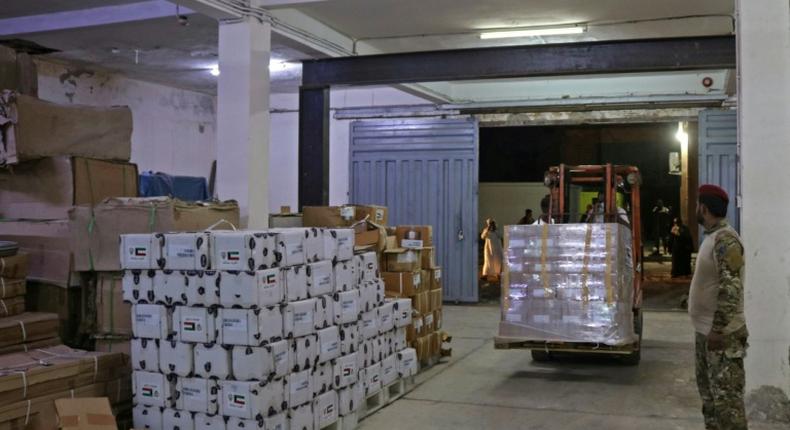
689, 184, 748, 430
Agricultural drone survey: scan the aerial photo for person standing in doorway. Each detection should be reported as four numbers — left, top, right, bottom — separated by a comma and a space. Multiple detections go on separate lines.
652, 199, 671, 255
689, 185, 748, 430
669, 217, 694, 277
518, 209, 535, 225
480, 218, 503, 282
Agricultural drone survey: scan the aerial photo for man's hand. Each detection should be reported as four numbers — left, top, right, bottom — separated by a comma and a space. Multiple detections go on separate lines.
707, 331, 726, 351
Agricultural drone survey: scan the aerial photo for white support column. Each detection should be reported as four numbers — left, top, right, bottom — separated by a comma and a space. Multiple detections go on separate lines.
738, 0, 790, 395
216, 17, 271, 228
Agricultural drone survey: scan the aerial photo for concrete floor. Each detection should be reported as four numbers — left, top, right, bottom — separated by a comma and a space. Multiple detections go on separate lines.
360, 305, 784, 430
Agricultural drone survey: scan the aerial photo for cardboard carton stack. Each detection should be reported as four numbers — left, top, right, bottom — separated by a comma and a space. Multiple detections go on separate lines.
382, 226, 444, 366
0, 250, 29, 319
123, 227, 418, 430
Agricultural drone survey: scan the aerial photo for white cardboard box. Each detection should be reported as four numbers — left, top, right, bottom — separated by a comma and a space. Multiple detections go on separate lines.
175, 377, 218, 414
194, 343, 232, 379
288, 403, 313, 430
333, 261, 354, 293
174, 306, 218, 344
131, 338, 159, 372
393, 298, 412, 328
163, 407, 194, 430
303, 227, 323, 263
154, 270, 189, 306
120, 234, 159, 270
360, 310, 379, 340
371, 337, 384, 364
272, 229, 306, 267
337, 383, 363, 416
161, 232, 211, 270
227, 414, 287, 430
356, 252, 379, 282
283, 298, 317, 338
320, 229, 338, 263
338, 323, 359, 354
133, 404, 163, 430
377, 302, 395, 334
232, 345, 274, 381
287, 369, 313, 408
397, 348, 418, 378
217, 307, 284, 346
211, 231, 278, 272
134, 370, 175, 408
307, 260, 334, 297
393, 327, 407, 352
289, 334, 318, 373
333, 290, 360, 325
313, 295, 334, 329
311, 361, 333, 396
332, 352, 358, 389
219, 268, 284, 308
185, 270, 219, 306
316, 325, 340, 364
364, 363, 382, 395
312, 390, 338, 429
159, 339, 194, 377
194, 413, 226, 430
381, 353, 399, 386
271, 339, 290, 378
133, 304, 172, 339
332, 229, 354, 262
359, 340, 373, 369
358, 282, 375, 314
219, 379, 285, 420
283, 265, 308, 302
123, 269, 155, 303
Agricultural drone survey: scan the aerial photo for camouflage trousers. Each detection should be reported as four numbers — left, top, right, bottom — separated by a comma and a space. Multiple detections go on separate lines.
695, 327, 749, 430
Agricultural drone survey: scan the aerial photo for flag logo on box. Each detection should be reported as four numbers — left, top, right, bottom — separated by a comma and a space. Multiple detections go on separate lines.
133, 247, 148, 257
224, 251, 240, 261
183, 320, 199, 331
142, 385, 158, 398
229, 393, 246, 407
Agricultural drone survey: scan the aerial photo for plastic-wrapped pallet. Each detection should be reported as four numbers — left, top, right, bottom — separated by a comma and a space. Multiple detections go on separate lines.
498, 223, 636, 346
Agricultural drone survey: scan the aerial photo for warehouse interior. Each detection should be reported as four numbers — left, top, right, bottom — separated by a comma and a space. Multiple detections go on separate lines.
1, 0, 789, 429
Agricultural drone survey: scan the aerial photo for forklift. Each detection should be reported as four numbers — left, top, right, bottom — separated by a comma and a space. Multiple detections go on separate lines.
495, 164, 644, 365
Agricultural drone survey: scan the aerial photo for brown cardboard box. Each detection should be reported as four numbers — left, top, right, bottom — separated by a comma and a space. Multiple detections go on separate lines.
303, 206, 355, 227
406, 315, 425, 343
0, 92, 132, 166
353, 205, 388, 225
412, 290, 430, 315
385, 235, 398, 250
381, 271, 421, 297
420, 269, 431, 291
0, 156, 138, 220
354, 221, 387, 250
0, 278, 26, 298
0, 219, 73, 287
0, 252, 28, 279
428, 267, 442, 290
414, 335, 431, 364
383, 248, 422, 272
420, 247, 436, 269
269, 213, 303, 228
430, 288, 443, 312
70, 197, 239, 271
434, 309, 443, 330
430, 332, 441, 358
423, 311, 435, 334
395, 225, 433, 248
55, 397, 118, 430
0, 45, 37, 96
96, 272, 131, 336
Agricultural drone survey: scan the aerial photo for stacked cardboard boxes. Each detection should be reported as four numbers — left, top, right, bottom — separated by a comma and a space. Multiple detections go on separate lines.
382, 225, 444, 365
123, 227, 418, 430
0, 250, 28, 318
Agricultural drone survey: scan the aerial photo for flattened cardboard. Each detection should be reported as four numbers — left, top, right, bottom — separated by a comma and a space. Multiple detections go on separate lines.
0, 252, 28, 279
55, 397, 117, 430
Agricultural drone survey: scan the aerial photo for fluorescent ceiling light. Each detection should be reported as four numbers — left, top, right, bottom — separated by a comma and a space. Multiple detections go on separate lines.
209, 65, 220, 76
480, 25, 585, 39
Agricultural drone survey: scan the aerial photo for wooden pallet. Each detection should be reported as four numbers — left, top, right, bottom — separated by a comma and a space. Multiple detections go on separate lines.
384, 375, 415, 403
493, 336, 638, 355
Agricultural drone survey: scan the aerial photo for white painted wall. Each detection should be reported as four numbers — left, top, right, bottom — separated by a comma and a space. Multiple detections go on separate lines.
269, 87, 430, 211
478, 183, 546, 232
738, 0, 790, 395
36, 60, 217, 179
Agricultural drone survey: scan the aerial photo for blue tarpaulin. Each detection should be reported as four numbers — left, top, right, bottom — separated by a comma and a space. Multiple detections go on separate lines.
139, 171, 209, 201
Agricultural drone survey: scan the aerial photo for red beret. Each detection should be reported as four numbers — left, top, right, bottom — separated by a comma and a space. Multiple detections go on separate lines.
699, 184, 729, 204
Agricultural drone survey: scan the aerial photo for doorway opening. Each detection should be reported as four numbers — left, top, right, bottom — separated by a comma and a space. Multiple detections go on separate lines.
477, 122, 698, 310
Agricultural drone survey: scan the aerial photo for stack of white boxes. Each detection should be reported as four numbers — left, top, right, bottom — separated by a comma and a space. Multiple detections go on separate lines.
122, 227, 419, 430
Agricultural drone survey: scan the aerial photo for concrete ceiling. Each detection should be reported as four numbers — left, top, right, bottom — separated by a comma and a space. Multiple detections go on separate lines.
0, 0, 736, 103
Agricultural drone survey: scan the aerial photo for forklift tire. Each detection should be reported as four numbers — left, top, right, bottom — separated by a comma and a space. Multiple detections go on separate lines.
531, 350, 552, 362
621, 310, 644, 365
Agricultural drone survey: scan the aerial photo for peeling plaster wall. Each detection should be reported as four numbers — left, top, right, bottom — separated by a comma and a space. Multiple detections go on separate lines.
36, 60, 217, 180
738, 0, 790, 396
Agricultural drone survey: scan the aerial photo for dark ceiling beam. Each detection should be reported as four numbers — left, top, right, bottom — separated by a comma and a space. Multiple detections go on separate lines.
301, 36, 736, 87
